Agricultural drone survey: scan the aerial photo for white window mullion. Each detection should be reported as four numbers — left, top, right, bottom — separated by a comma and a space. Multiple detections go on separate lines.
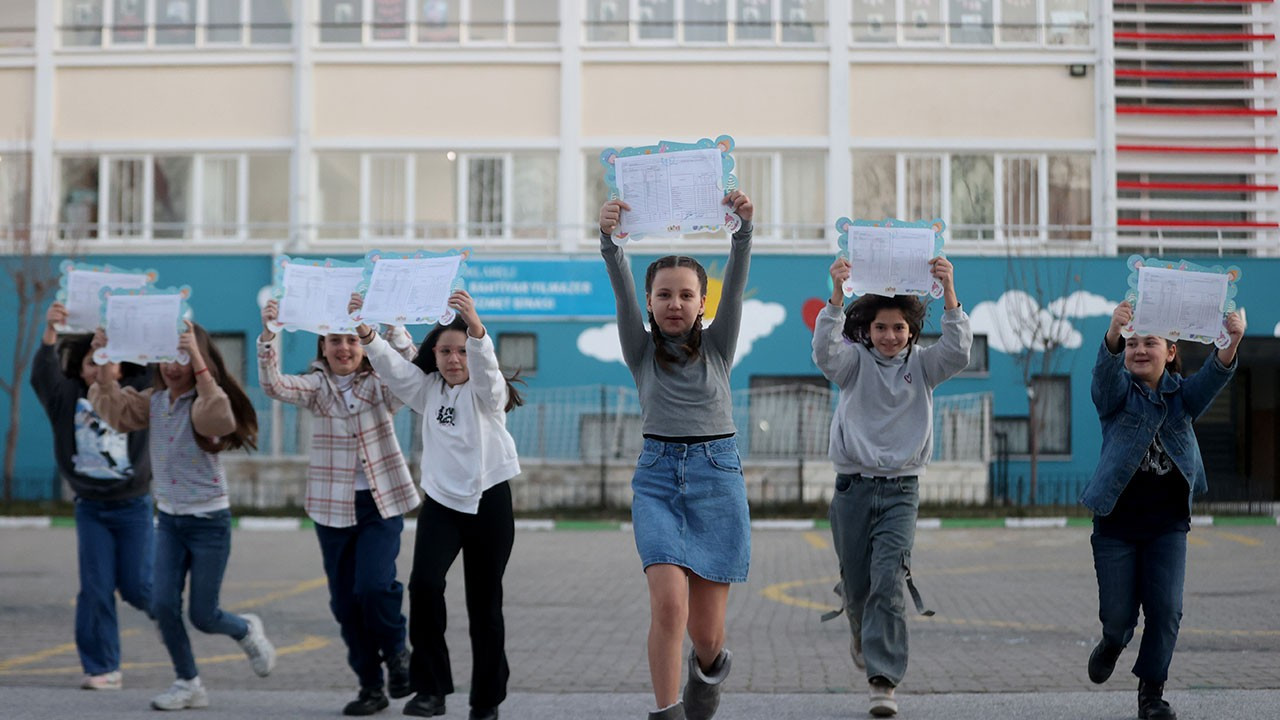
407, 0, 418, 42
773, 0, 782, 44
1036, 0, 1046, 45
456, 155, 469, 238
771, 151, 783, 239
941, 0, 951, 46
460, 0, 472, 44
142, 155, 155, 241
502, 152, 514, 238
674, 0, 684, 44
98, 156, 110, 238
994, 153, 1006, 243
895, 153, 906, 219
362, 0, 373, 45
505, 0, 514, 44
1039, 154, 1050, 242
191, 155, 204, 241
403, 152, 415, 241
359, 153, 371, 243
240, 0, 250, 47
196, 0, 208, 46
145, 0, 156, 48
237, 154, 249, 241
103, 0, 115, 48
940, 154, 952, 233
992, 0, 1002, 46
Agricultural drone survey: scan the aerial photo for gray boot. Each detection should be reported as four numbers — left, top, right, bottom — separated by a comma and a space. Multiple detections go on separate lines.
682, 648, 731, 720
648, 701, 686, 720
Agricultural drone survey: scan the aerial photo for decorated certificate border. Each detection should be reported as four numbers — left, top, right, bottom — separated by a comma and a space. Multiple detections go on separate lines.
835, 217, 947, 299
1121, 255, 1241, 348
55, 260, 159, 332
353, 249, 470, 326
93, 285, 193, 365
267, 255, 368, 334
600, 134, 740, 245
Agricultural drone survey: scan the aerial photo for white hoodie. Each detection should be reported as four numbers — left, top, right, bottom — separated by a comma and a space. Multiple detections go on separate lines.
364, 332, 520, 514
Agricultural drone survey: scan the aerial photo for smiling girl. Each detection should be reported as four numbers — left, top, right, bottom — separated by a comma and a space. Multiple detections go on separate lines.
598, 190, 754, 720
812, 256, 971, 718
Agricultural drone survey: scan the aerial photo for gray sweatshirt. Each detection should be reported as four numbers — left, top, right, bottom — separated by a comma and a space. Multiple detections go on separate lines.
600, 225, 753, 437
811, 301, 972, 477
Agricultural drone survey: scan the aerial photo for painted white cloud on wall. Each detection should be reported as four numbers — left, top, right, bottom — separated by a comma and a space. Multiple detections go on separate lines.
971, 290, 1125, 354
1047, 290, 1117, 319
1273, 320, 1280, 338
577, 299, 787, 368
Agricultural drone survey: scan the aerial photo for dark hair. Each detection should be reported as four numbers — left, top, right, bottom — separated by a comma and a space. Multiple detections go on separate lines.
411, 316, 525, 413
311, 333, 373, 375
153, 322, 258, 453
1127, 335, 1182, 377
841, 294, 927, 357
643, 255, 709, 372
59, 334, 146, 383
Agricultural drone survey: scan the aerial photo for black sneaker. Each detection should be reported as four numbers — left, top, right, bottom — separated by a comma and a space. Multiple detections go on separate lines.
343, 687, 389, 717
402, 693, 446, 717
1088, 639, 1124, 684
1138, 680, 1177, 720
386, 648, 412, 699
468, 708, 499, 720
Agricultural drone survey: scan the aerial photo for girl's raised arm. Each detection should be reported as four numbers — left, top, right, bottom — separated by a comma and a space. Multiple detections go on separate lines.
598, 199, 649, 369
811, 258, 858, 387
87, 330, 153, 433
451, 290, 508, 415
704, 191, 754, 361
352, 294, 431, 415
257, 299, 324, 409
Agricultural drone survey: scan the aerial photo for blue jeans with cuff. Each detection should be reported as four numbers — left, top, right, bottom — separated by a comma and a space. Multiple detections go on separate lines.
74, 494, 155, 675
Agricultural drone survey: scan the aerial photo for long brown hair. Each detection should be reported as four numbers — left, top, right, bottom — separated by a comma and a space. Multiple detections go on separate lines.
644, 255, 708, 371
411, 317, 526, 413
842, 293, 927, 358
154, 322, 258, 453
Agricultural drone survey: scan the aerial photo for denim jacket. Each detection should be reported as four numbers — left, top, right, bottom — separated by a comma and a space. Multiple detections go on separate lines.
1080, 340, 1236, 516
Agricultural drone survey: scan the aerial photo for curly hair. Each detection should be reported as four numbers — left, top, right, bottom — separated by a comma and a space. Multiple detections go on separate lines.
644, 255, 708, 372
841, 294, 927, 356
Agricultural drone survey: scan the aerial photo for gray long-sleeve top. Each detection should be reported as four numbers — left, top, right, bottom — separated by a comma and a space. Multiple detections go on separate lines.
600, 225, 753, 437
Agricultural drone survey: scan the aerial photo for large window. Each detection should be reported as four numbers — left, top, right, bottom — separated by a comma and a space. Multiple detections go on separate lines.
0, 154, 31, 239
316, 150, 556, 242
853, 151, 1093, 243
917, 333, 988, 376
60, 0, 293, 48
0, 1, 36, 49
317, 0, 557, 44
851, 0, 1091, 47
58, 153, 288, 240
497, 332, 537, 374
747, 375, 831, 458
992, 375, 1070, 455
585, 0, 825, 44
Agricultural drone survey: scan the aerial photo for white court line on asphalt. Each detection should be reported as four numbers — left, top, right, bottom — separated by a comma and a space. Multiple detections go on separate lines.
1191, 515, 1214, 527
1005, 517, 1068, 529
916, 518, 943, 530
0, 517, 51, 529
751, 519, 816, 530
238, 517, 301, 531
515, 519, 556, 531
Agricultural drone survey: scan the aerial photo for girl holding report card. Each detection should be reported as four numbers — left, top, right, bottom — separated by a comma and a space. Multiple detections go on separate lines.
350, 289, 523, 720
598, 190, 754, 720
257, 300, 419, 717
1084, 301, 1244, 720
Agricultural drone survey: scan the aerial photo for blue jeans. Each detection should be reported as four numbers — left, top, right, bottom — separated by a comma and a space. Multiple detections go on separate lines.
1091, 526, 1188, 684
153, 510, 249, 680
74, 495, 154, 675
315, 490, 408, 690
829, 473, 920, 686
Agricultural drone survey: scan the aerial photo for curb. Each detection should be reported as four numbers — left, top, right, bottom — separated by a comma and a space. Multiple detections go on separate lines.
3, 515, 1278, 531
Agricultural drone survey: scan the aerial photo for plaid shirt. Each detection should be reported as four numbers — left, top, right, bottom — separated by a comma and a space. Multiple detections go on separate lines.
257, 331, 421, 527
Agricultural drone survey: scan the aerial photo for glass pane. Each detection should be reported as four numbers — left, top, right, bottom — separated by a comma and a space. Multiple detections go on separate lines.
153, 156, 192, 239
637, 0, 674, 40
317, 153, 360, 239
852, 0, 895, 43
112, 0, 147, 44
781, 152, 824, 240
156, 0, 196, 44
734, 153, 773, 234
469, 0, 505, 41
372, 0, 408, 41
904, 155, 942, 221
951, 154, 994, 240
203, 157, 238, 238
497, 333, 537, 372
419, 0, 460, 42
467, 156, 504, 237
514, 0, 557, 42
60, 157, 99, 239
1049, 154, 1091, 241
684, 0, 727, 43
0, 0, 37, 49
207, 0, 242, 42
586, 0, 628, 42
62, 0, 104, 46
781, 0, 823, 43
251, 0, 292, 44
852, 153, 895, 221
108, 158, 144, 237
0, 154, 31, 237
736, 0, 771, 41
512, 153, 555, 239
369, 155, 407, 236
414, 151, 455, 239
247, 154, 289, 239
949, 0, 992, 44
210, 333, 246, 383
1045, 0, 1088, 46
1000, 0, 1037, 43
1032, 376, 1070, 454
320, 0, 362, 42
1002, 156, 1039, 239
903, 0, 942, 42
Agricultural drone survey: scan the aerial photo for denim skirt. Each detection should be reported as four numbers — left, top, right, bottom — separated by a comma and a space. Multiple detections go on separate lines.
630, 436, 751, 583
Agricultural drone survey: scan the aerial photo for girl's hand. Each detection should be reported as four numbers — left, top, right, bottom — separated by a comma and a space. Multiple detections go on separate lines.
46, 302, 69, 329
449, 289, 485, 338
261, 299, 279, 341
348, 293, 375, 344
91, 328, 108, 350
829, 257, 851, 306
179, 321, 207, 373
929, 256, 959, 310
1105, 301, 1133, 352
599, 199, 631, 235
1224, 310, 1246, 347
723, 190, 753, 223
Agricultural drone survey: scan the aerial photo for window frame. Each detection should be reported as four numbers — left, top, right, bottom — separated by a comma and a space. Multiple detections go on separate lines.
916, 332, 989, 377
496, 331, 537, 375
58, 0, 292, 49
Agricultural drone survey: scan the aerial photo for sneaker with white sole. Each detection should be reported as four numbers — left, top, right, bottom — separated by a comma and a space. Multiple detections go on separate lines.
151, 678, 209, 711
869, 679, 898, 717
81, 671, 123, 690
237, 613, 276, 677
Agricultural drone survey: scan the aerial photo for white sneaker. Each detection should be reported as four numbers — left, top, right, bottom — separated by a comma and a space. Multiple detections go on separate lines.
237, 613, 276, 677
81, 670, 122, 690
151, 678, 209, 711
869, 680, 898, 717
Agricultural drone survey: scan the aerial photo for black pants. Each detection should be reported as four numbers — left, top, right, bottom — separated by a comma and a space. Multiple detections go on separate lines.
409, 481, 514, 711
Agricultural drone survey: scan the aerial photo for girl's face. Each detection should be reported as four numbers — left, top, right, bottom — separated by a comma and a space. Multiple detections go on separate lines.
1125, 334, 1174, 387
323, 334, 364, 376
869, 308, 911, 357
159, 360, 194, 389
433, 329, 470, 387
79, 351, 100, 385
646, 267, 705, 336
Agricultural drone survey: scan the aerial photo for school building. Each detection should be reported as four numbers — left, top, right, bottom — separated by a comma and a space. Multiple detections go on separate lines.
0, 1, 1277, 507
